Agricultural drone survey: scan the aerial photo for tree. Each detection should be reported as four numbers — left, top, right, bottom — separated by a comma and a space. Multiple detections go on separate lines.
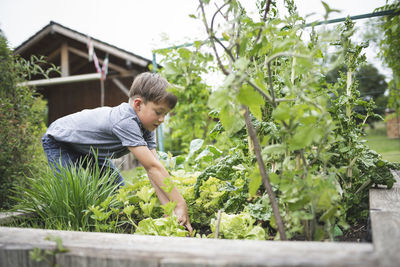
376, 1, 400, 116
355, 64, 388, 114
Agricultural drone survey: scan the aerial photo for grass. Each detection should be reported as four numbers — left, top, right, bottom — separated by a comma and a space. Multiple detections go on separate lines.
12, 156, 122, 231
362, 121, 400, 163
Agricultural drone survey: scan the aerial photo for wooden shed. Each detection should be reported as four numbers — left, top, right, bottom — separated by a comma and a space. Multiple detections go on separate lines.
14, 21, 152, 124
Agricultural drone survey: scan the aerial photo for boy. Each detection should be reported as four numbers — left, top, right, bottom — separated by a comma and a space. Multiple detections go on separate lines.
42, 72, 192, 233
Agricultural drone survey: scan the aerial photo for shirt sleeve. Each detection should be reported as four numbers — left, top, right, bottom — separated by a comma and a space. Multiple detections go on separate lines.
112, 117, 147, 147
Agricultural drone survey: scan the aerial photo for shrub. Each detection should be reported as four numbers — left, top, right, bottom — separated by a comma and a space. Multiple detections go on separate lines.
0, 36, 49, 209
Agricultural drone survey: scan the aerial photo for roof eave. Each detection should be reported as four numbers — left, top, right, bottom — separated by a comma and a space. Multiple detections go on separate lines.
13, 21, 151, 68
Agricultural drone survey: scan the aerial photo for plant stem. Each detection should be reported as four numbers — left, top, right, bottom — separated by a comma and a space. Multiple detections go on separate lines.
346, 70, 352, 119
256, 0, 271, 43
267, 62, 276, 106
291, 56, 296, 84
199, 0, 229, 75
215, 209, 222, 238
243, 106, 287, 240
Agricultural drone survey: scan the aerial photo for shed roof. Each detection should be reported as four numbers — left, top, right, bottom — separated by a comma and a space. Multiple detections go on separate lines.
14, 21, 151, 72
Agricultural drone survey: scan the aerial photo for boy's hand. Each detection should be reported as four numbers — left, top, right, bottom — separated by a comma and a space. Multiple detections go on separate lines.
175, 203, 193, 235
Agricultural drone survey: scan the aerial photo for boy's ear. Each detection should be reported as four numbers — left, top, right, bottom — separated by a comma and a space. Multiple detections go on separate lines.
132, 97, 143, 111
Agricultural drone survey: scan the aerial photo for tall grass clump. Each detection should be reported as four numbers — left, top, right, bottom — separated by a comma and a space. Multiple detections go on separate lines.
12, 156, 121, 231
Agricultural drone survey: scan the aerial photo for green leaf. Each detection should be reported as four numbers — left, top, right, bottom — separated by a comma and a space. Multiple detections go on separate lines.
225, 105, 246, 133
195, 145, 222, 162
237, 84, 264, 120
123, 205, 135, 216
161, 201, 176, 217
207, 145, 223, 157
222, 32, 230, 41
262, 144, 286, 154
139, 198, 156, 217
320, 205, 337, 222
161, 177, 175, 194
135, 217, 188, 237
248, 165, 261, 197
272, 102, 292, 122
289, 125, 315, 150
187, 139, 204, 160
249, 105, 262, 121
136, 187, 155, 203
269, 173, 280, 185
164, 62, 180, 77
211, 212, 265, 240
195, 149, 212, 162
234, 57, 248, 70
334, 224, 343, 237
208, 88, 227, 109
245, 225, 266, 240
178, 48, 192, 60
237, 84, 264, 106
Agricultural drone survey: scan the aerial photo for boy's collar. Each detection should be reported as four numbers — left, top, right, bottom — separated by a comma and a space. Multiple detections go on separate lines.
127, 102, 145, 131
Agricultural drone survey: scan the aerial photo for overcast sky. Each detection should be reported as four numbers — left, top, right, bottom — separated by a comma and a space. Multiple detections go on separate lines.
0, 0, 389, 75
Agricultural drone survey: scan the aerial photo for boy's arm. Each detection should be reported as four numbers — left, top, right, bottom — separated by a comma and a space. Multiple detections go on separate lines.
128, 146, 192, 233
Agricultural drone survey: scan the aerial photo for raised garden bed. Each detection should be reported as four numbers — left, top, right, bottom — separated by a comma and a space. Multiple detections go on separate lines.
1, 170, 399, 267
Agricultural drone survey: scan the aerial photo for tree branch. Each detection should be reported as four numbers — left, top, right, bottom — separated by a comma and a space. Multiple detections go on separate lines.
243, 105, 287, 240
254, 0, 271, 44
199, 0, 229, 75
267, 52, 309, 65
247, 80, 273, 103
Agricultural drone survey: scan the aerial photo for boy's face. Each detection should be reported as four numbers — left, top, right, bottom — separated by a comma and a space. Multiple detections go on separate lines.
135, 99, 171, 132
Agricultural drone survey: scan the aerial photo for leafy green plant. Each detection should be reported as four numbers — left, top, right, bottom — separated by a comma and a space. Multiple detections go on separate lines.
375, 1, 400, 116
210, 212, 266, 240
12, 155, 121, 231
0, 35, 58, 209
178, 0, 396, 240
325, 17, 397, 224
157, 47, 216, 154
29, 235, 69, 267
135, 216, 188, 237
134, 172, 190, 237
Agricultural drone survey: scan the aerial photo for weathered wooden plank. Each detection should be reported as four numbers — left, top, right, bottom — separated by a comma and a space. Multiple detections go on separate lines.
370, 187, 400, 212
391, 170, 400, 188
369, 169, 400, 267
0, 243, 51, 267
370, 210, 400, 267
0, 212, 33, 226
0, 227, 377, 267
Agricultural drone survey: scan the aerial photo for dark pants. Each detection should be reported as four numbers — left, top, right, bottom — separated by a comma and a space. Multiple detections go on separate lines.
41, 134, 125, 186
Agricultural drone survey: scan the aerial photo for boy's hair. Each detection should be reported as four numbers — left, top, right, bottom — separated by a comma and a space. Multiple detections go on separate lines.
129, 72, 177, 109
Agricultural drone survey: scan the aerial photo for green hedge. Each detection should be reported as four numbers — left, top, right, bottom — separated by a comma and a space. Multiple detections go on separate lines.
0, 36, 48, 210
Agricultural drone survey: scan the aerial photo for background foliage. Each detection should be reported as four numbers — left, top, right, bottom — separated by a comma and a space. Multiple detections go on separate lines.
376, 1, 400, 116
0, 35, 52, 209
158, 46, 216, 154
